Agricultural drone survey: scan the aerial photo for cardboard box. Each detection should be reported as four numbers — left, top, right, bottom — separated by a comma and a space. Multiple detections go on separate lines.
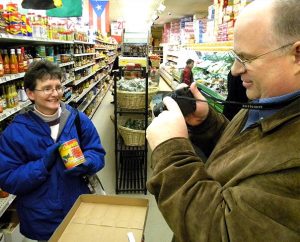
49, 195, 149, 242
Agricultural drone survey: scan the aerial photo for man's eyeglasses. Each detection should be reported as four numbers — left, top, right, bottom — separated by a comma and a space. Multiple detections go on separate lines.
229, 43, 293, 68
34, 86, 65, 95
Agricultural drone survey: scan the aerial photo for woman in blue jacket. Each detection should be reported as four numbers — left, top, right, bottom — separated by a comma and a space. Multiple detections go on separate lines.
0, 60, 106, 241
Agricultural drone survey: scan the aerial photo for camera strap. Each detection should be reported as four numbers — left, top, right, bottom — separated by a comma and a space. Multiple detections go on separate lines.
175, 89, 300, 110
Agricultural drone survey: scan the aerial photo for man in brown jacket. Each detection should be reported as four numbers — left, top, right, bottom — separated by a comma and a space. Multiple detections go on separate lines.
146, 0, 300, 241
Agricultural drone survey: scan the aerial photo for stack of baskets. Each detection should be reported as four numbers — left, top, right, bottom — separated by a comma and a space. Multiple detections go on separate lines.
117, 86, 158, 109
116, 78, 158, 146
117, 117, 150, 146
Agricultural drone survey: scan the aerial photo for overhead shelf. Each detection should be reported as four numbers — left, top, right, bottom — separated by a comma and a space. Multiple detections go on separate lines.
119, 56, 147, 67
0, 33, 73, 44
183, 41, 233, 52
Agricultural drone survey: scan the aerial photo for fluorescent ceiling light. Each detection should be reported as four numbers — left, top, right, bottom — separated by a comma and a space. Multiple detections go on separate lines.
157, 3, 166, 13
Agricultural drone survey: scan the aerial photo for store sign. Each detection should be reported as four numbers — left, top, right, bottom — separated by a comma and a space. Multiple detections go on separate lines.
111, 21, 123, 36
89, 0, 108, 16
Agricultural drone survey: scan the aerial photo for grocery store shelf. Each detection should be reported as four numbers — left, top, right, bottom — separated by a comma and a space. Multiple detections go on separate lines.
59, 61, 74, 68
73, 53, 96, 57
78, 88, 102, 112
0, 100, 32, 122
94, 39, 116, 45
73, 74, 107, 103
73, 40, 95, 45
183, 41, 233, 52
73, 62, 95, 72
94, 56, 106, 60
0, 194, 16, 218
0, 33, 73, 44
119, 56, 147, 67
159, 67, 174, 90
95, 46, 107, 50
0, 72, 25, 84
74, 71, 97, 86
89, 81, 112, 119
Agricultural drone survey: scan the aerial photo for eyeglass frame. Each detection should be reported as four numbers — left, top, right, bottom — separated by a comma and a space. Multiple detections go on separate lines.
34, 86, 65, 95
229, 43, 294, 68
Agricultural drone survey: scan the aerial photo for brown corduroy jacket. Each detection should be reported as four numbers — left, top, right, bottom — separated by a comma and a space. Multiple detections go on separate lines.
147, 99, 300, 242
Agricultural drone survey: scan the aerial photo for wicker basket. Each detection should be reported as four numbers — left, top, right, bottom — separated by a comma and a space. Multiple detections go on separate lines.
117, 87, 158, 109
117, 117, 146, 146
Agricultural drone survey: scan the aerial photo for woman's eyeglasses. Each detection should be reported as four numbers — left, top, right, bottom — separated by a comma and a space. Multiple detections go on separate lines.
34, 86, 65, 95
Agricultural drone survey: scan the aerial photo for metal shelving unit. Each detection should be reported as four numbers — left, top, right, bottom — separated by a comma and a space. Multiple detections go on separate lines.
114, 64, 149, 194
114, 32, 149, 194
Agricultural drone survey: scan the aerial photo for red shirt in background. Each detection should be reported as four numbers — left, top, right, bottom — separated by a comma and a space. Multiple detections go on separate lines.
182, 66, 194, 86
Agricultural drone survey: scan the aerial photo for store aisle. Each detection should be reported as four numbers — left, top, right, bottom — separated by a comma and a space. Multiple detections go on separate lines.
91, 80, 173, 242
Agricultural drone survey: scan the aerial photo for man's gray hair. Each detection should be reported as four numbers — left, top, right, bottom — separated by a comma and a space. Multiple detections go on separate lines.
272, 0, 300, 44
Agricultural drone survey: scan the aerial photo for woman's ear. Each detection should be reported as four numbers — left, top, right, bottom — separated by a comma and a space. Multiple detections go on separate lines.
26, 89, 35, 101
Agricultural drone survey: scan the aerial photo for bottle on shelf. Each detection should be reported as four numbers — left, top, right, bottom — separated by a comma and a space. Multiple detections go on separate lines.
12, 84, 19, 107
26, 49, 34, 65
9, 49, 18, 74
17, 48, 24, 73
3, 49, 10, 75
1, 85, 7, 110
20, 81, 28, 102
0, 49, 4, 77
21, 47, 28, 72
5, 84, 13, 108
0, 86, 3, 113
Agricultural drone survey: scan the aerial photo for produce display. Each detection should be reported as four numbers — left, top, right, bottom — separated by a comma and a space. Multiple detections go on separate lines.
124, 118, 145, 130
117, 78, 157, 92
193, 52, 233, 97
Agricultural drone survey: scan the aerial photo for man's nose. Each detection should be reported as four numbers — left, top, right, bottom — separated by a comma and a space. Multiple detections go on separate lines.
231, 60, 246, 76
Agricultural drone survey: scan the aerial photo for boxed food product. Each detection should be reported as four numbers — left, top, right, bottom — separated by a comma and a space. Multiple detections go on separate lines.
49, 194, 149, 242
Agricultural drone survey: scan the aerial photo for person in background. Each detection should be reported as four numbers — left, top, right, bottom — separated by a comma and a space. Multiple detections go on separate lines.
110, 47, 122, 104
222, 69, 248, 120
111, 47, 122, 79
0, 60, 106, 241
146, 0, 300, 241
181, 59, 194, 86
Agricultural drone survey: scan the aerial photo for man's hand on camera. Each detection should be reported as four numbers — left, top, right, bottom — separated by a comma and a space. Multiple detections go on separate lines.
147, 96, 188, 150
185, 82, 209, 126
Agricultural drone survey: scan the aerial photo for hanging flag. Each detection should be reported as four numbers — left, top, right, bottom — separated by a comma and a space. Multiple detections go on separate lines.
89, 0, 108, 17
22, 0, 62, 10
47, 0, 82, 17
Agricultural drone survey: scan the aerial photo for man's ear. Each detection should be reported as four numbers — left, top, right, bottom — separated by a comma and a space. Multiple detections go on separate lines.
294, 41, 300, 64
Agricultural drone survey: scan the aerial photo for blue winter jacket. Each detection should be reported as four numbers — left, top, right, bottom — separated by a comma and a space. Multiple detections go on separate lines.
0, 103, 105, 240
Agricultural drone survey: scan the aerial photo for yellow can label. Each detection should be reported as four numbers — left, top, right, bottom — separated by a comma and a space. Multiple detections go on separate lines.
59, 139, 85, 169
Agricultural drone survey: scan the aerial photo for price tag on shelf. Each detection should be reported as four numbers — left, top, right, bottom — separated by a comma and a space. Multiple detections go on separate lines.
0, 113, 7, 120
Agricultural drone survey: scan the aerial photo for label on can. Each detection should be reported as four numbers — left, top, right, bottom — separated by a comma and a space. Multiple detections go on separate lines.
59, 139, 85, 169
6, 3, 18, 13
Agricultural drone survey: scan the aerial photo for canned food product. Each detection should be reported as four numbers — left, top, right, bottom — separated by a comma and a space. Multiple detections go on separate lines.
6, 3, 18, 13
8, 24, 22, 35
9, 11, 21, 24
59, 139, 85, 169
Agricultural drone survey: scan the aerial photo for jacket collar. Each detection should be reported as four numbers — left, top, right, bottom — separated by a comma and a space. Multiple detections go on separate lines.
246, 97, 300, 133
